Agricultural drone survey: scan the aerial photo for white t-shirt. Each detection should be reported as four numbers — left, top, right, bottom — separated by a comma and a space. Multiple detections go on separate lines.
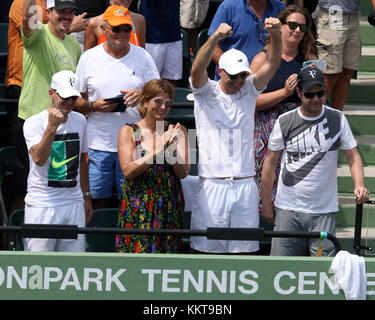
269, 105, 357, 213
24, 110, 89, 207
75, 43, 160, 152
190, 76, 263, 178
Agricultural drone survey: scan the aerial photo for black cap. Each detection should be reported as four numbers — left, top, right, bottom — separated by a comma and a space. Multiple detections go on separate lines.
368, 12, 375, 27
47, 0, 77, 10
297, 66, 326, 90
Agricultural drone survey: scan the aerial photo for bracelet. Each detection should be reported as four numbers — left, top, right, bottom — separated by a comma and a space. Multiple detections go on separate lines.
83, 191, 92, 198
89, 101, 95, 112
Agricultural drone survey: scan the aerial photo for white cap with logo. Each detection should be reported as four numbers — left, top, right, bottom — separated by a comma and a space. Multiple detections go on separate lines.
51, 70, 81, 98
218, 48, 251, 75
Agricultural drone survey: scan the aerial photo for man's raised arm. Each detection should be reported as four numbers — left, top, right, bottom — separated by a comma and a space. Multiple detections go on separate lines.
22, 0, 41, 37
190, 23, 233, 89
253, 18, 282, 91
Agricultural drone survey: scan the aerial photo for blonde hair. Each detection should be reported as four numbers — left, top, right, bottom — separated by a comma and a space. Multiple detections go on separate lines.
138, 79, 175, 118
264, 5, 317, 60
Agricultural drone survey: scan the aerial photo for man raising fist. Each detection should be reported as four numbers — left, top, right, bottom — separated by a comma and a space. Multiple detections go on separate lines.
23, 70, 93, 252
189, 19, 282, 254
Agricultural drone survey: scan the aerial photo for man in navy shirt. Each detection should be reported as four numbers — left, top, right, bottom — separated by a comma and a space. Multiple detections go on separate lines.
208, 0, 285, 80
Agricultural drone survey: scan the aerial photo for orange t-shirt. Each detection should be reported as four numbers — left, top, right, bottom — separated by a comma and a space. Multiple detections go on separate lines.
6, 0, 47, 87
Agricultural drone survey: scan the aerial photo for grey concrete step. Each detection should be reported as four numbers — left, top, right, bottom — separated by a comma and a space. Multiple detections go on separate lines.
337, 227, 375, 239
337, 166, 375, 177
355, 135, 375, 144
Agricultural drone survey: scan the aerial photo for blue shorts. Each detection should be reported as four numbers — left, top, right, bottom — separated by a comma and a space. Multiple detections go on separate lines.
88, 149, 124, 199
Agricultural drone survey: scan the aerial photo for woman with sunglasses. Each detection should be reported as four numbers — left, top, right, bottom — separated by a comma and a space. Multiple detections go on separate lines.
84, 0, 145, 50
116, 79, 190, 253
250, 5, 317, 209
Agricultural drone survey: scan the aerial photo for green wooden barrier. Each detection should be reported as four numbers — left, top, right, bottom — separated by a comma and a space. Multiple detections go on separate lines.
1, 251, 375, 300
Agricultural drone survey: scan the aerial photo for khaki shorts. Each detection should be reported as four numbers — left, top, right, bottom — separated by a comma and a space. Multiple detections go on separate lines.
180, 0, 209, 29
312, 4, 361, 74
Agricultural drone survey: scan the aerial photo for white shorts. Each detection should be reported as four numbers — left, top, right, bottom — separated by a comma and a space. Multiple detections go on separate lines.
23, 202, 86, 252
190, 177, 260, 253
145, 41, 183, 80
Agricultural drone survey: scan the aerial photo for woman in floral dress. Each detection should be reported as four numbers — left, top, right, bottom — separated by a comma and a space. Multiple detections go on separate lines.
116, 79, 190, 253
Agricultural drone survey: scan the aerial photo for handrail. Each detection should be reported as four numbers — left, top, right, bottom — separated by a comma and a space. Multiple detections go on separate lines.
1, 225, 341, 254
353, 200, 375, 255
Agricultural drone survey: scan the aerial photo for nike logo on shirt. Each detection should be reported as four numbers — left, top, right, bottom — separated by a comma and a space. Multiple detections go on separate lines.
51, 155, 78, 168
281, 130, 341, 187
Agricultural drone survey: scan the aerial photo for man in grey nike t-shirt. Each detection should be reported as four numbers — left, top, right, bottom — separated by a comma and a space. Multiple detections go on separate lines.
261, 67, 369, 256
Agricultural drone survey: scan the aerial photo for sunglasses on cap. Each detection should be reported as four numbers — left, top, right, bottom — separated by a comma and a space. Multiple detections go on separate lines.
107, 25, 132, 33
225, 71, 249, 80
303, 90, 325, 99
285, 21, 308, 32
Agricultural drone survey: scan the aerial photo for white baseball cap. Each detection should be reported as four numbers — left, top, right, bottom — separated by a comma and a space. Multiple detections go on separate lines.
218, 48, 251, 75
50, 70, 81, 98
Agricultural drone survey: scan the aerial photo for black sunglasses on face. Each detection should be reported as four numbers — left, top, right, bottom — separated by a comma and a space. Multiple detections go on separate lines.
303, 90, 325, 99
226, 71, 249, 80
108, 25, 132, 33
286, 21, 308, 32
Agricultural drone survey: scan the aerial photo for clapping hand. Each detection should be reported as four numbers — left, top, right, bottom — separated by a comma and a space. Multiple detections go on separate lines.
283, 73, 298, 97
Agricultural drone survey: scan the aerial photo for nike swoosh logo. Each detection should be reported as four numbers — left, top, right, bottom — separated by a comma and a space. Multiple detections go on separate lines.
51, 155, 78, 168
282, 152, 326, 187
281, 131, 341, 187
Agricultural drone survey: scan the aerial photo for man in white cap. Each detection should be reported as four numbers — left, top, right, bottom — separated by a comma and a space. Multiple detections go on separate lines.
189, 21, 282, 254
23, 70, 93, 252
11, 0, 84, 213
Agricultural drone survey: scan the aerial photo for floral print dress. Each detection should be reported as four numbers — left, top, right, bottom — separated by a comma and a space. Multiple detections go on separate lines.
116, 123, 185, 253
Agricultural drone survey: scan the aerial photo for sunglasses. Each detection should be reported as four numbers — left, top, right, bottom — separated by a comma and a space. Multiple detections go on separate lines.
226, 71, 249, 80
285, 21, 308, 32
108, 25, 132, 33
153, 98, 173, 108
303, 90, 325, 99
54, 90, 78, 101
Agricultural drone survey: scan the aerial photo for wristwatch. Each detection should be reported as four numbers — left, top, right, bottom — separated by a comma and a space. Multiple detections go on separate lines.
83, 191, 92, 198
